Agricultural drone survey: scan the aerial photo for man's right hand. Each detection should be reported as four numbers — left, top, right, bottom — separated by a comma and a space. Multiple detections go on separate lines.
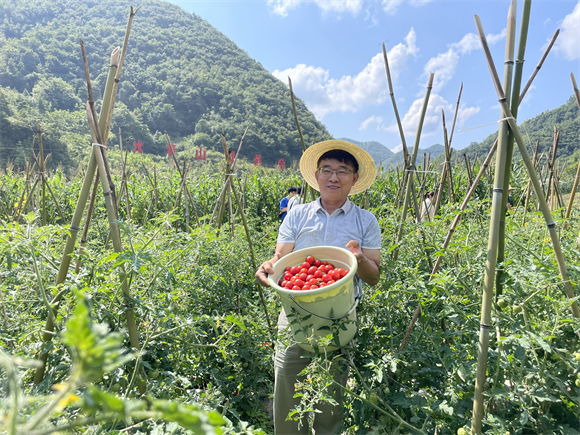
256, 259, 275, 287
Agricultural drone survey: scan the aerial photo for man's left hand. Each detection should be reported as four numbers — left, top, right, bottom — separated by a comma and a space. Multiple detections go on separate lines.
346, 240, 363, 261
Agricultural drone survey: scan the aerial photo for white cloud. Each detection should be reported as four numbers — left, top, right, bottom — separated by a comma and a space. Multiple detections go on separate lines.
450, 28, 506, 54
267, 0, 301, 17
423, 49, 459, 92
272, 29, 418, 119
419, 28, 506, 93
382, 0, 403, 14
555, 1, 580, 60
391, 144, 404, 153
359, 115, 387, 131
382, 0, 433, 15
388, 93, 479, 138
267, 0, 362, 16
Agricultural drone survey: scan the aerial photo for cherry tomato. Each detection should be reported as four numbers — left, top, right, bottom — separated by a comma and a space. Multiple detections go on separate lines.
313, 270, 323, 279
302, 285, 311, 290
308, 279, 318, 286
336, 268, 347, 278
306, 256, 315, 264
322, 261, 329, 265
300, 268, 309, 275
318, 283, 326, 288
330, 270, 341, 281
292, 286, 301, 290
322, 274, 332, 283
280, 280, 287, 287
314, 259, 322, 267
328, 263, 335, 269
301, 262, 311, 270
327, 280, 335, 285
308, 266, 317, 275
284, 272, 292, 281
285, 282, 293, 289
291, 266, 300, 275
290, 276, 296, 283
299, 273, 308, 281
324, 265, 334, 273
294, 279, 305, 287
311, 285, 319, 289
285, 266, 292, 273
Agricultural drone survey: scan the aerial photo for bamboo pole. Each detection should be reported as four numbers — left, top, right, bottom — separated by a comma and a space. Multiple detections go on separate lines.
103, 6, 140, 146
398, 139, 499, 352
567, 74, 580, 219
38, 125, 47, 226
447, 82, 463, 150
471, 6, 516, 432
496, 0, 529, 301
392, 73, 434, 260
464, 154, 473, 188
521, 140, 540, 222
34, 13, 138, 384
29, 149, 65, 223
166, 134, 200, 228
382, 43, 410, 163
545, 127, 560, 205
518, 29, 559, 104
86, 106, 145, 394
383, 42, 411, 208
441, 110, 455, 204
473, 12, 580, 433
75, 176, 100, 273
209, 127, 249, 225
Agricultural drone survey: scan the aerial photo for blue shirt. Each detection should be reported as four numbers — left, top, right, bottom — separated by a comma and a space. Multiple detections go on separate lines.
279, 196, 290, 222
278, 198, 381, 251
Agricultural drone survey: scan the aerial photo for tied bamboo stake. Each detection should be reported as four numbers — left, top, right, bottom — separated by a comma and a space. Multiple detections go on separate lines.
520, 140, 540, 222
288, 77, 315, 202
34, 11, 139, 385
383, 42, 411, 208
473, 12, 580, 434
220, 133, 273, 333
496, 0, 527, 301
471, 6, 517, 431
398, 138, 499, 353
392, 72, 434, 261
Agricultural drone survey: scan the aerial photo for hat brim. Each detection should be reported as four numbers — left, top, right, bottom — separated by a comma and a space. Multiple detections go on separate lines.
299, 140, 377, 195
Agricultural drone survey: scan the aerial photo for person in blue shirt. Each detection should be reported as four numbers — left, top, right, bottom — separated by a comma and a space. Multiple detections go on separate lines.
279, 187, 298, 222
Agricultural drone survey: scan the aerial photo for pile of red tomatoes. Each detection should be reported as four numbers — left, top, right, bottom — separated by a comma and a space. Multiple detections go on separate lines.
278, 255, 348, 291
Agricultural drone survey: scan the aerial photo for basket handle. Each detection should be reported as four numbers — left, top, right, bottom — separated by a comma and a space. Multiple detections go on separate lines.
288, 276, 363, 321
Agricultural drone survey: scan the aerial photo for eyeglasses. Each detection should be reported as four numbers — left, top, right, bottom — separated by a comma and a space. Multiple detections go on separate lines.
317, 167, 355, 178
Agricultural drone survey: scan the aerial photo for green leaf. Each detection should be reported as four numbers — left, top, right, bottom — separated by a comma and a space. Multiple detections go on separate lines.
224, 314, 246, 331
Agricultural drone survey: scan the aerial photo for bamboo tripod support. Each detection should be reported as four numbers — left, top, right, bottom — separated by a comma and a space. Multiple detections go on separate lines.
392, 73, 434, 261
472, 11, 579, 433
34, 9, 142, 389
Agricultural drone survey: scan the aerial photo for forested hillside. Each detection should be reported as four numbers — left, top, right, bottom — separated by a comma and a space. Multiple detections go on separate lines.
461, 95, 580, 161
0, 0, 332, 170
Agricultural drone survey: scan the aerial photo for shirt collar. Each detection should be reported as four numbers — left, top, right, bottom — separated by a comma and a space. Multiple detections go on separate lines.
315, 197, 353, 214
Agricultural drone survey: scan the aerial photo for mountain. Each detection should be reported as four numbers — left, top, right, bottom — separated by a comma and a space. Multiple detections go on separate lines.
459, 95, 580, 163
0, 0, 332, 170
339, 137, 445, 170
338, 138, 393, 166
382, 144, 446, 169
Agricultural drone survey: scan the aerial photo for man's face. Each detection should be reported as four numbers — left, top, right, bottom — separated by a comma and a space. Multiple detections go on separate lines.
314, 158, 359, 202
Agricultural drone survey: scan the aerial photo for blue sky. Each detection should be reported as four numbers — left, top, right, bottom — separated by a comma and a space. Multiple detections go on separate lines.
167, 0, 579, 153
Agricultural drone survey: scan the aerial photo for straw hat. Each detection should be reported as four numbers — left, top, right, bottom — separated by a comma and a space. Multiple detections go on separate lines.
299, 140, 377, 195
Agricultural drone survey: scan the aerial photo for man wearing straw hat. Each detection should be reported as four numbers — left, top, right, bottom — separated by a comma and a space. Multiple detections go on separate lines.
256, 140, 381, 434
